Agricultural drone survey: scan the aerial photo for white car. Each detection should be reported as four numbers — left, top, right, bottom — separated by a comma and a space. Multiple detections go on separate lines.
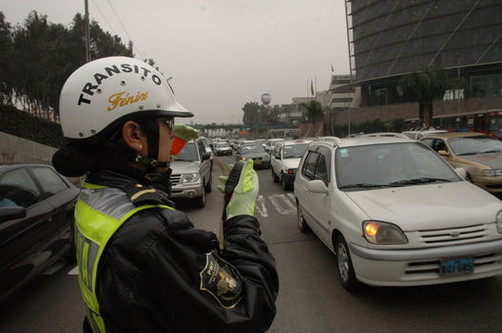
264, 138, 285, 153
294, 136, 502, 290
271, 139, 312, 190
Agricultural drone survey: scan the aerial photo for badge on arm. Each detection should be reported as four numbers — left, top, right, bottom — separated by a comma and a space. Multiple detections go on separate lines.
199, 251, 243, 308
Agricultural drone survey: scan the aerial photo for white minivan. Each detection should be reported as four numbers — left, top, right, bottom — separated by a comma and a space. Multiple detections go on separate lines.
294, 136, 502, 290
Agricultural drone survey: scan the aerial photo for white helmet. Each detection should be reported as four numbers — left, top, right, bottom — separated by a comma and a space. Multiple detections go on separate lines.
59, 56, 192, 142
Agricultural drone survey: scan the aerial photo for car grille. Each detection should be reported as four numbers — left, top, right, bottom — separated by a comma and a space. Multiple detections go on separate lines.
405, 253, 501, 275
418, 224, 487, 245
170, 174, 182, 186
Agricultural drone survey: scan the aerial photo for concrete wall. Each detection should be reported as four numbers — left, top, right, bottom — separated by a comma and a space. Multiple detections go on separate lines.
333, 96, 502, 126
0, 132, 57, 164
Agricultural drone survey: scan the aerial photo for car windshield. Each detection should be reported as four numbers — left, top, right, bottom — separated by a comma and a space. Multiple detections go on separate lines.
282, 143, 309, 159
336, 142, 461, 191
448, 136, 502, 155
175, 142, 198, 161
241, 145, 266, 154
215, 142, 230, 148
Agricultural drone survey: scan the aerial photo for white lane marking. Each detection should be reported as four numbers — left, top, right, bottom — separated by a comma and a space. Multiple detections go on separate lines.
269, 194, 296, 215
68, 266, 79, 275
256, 195, 268, 217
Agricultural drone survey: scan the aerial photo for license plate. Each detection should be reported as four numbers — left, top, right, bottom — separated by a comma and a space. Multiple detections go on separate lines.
440, 258, 474, 276
254, 161, 262, 165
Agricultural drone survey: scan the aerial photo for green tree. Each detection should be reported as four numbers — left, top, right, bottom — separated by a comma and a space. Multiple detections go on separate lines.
0, 10, 133, 117
299, 100, 324, 122
399, 68, 454, 128
242, 102, 261, 127
0, 12, 14, 105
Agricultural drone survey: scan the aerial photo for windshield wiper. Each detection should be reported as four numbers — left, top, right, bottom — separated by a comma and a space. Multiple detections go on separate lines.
339, 183, 397, 190
389, 177, 451, 185
481, 149, 502, 153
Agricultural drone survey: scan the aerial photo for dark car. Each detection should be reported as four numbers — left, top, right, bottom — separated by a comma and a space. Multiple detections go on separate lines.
0, 163, 80, 303
237, 144, 271, 169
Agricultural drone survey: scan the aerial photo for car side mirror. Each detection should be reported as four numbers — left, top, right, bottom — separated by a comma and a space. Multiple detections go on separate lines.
202, 152, 211, 161
0, 206, 27, 223
308, 180, 328, 194
454, 167, 467, 179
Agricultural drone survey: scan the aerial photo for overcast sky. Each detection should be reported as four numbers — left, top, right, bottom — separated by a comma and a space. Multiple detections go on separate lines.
2, 0, 350, 124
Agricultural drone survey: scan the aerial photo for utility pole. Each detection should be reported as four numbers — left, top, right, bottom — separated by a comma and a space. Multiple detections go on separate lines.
84, 0, 91, 62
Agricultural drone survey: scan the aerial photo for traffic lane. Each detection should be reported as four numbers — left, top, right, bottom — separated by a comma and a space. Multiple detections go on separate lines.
0, 263, 83, 332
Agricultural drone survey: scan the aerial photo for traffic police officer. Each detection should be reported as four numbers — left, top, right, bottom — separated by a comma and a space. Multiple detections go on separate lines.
53, 56, 278, 332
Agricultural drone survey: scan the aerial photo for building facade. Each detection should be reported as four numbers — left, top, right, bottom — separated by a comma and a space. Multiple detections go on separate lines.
338, 0, 502, 128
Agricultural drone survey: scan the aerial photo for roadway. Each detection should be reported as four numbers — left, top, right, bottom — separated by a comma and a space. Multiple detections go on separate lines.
1, 155, 502, 332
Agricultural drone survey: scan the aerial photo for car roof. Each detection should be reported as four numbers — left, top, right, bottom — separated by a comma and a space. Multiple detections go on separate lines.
310, 136, 414, 149
0, 162, 53, 170
419, 132, 489, 139
281, 139, 313, 145
361, 132, 410, 139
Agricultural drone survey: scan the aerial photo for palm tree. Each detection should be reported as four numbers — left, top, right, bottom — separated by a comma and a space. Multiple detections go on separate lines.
399, 68, 456, 128
299, 100, 324, 122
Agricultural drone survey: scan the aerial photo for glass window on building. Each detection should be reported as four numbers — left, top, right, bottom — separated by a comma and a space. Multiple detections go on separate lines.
470, 74, 502, 97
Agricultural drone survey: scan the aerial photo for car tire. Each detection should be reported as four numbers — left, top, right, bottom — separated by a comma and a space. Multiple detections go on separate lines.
296, 202, 311, 233
334, 234, 360, 291
272, 168, 279, 183
205, 175, 212, 193
193, 185, 206, 208
281, 173, 290, 190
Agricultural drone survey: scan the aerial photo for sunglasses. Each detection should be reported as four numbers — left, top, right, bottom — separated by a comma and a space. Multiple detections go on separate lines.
163, 118, 175, 131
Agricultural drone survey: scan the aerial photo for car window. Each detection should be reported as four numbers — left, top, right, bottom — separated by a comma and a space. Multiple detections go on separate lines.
448, 135, 502, 155
282, 143, 309, 159
336, 142, 461, 190
176, 142, 199, 161
315, 154, 329, 185
197, 139, 205, 159
0, 168, 41, 207
30, 167, 69, 195
242, 145, 266, 154
302, 151, 319, 180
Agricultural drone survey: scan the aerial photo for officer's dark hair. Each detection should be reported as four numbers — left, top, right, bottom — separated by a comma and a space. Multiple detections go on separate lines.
53, 117, 160, 177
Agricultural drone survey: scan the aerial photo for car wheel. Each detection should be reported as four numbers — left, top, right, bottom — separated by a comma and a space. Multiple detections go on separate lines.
205, 175, 212, 193
334, 234, 359, 291
194, 185, 206, 208
281, 173, 290, 190
296, 202, 311, 233
272, 168, 279, 183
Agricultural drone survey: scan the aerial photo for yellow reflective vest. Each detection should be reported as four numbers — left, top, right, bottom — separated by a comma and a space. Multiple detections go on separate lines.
74, 181, 173, 333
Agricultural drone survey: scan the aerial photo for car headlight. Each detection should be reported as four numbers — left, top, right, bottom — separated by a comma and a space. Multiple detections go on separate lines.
496, 210, 502, 234
181, 173, 200, 183
483, 169, 502, 177
363, 220, 408, 245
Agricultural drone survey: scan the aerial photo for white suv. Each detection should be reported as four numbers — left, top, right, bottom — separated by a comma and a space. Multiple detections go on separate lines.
294, 136, 502, 290
271, 139, 311, 190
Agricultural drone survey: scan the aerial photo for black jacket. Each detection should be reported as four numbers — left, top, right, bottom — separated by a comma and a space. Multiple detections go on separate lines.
83, 167, 279, 333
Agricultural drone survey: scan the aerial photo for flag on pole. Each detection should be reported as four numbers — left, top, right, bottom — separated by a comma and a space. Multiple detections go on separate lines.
310, 79, 314, 96
331, 65, 334, 72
